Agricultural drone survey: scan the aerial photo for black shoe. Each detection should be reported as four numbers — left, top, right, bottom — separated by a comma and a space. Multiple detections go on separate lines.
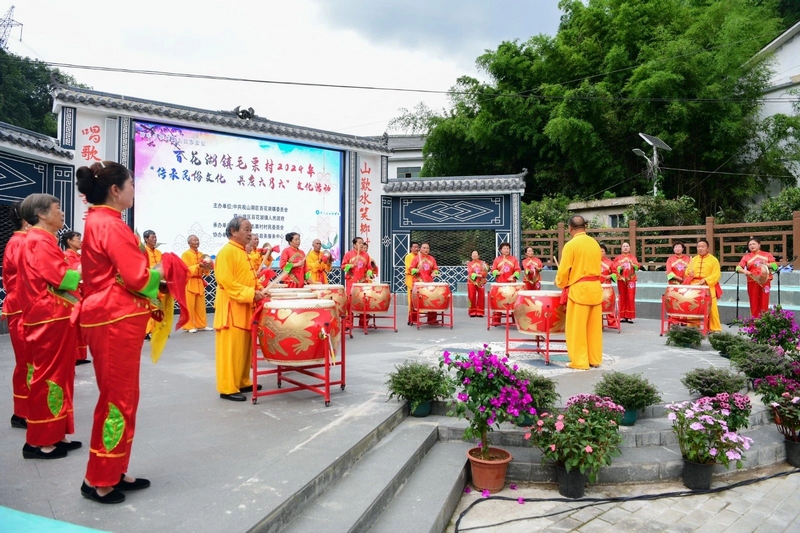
76, 359, 92, 366
115, 474, 151, 491
239, 385, 263, 393
81, 482, 126, 504
144, 334, 151, 341
219, 393, 247, 402
55, 440, 83, 451
22, 443, 68, 460
11, 414, 27, 429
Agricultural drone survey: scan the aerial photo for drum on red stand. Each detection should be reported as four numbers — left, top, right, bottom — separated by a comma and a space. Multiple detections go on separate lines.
306, 284, 346, 317
350, 283, 392, 314
412, 282, 451, 311
601, 284, 616, 314
489, 282, 525, 312
664, 285, 709, 321
258, 299, 339, 366
513, 290, 567, 334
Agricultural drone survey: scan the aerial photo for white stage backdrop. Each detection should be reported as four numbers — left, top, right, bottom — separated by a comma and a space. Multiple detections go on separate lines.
131, 121, 344, 264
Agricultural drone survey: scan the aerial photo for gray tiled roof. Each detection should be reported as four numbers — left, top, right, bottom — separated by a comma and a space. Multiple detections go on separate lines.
0, 121, 73, 160
388, 135, 426, 151
383, 170, 527, 194
51, 85, 390, 153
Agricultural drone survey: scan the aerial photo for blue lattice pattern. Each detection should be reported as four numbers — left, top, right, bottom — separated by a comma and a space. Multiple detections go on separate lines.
392, 265, 496, 293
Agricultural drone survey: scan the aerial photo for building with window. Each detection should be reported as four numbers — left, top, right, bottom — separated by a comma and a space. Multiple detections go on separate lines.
388, 135, 424, 179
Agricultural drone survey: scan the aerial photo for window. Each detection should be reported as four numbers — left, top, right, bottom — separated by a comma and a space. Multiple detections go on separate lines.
609, 214, 625, 228
397, 166, 421, 179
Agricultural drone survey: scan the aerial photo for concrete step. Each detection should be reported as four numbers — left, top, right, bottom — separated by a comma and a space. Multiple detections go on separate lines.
281, 419, 440, 533
368, 441, 472, 533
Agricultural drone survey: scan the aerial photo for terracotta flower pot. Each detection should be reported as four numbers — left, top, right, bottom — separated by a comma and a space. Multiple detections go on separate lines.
466, 446, 512, 493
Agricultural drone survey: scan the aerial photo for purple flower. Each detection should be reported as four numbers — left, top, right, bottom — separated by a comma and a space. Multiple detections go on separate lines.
709, 448, 717, 456
509, 483, 517, 490
464, 486, 472, 494
518, 497, 525, 504
690, 422, 704, 431
481, 489, 491, 498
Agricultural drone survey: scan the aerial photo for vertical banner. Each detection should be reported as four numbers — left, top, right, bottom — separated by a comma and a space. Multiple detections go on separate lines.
71, 111, 108, 233
356, 153, 382, 273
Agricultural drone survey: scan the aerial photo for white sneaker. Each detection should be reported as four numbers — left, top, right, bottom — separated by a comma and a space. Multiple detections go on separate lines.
188, 329, 197, 333
202, 327, 214, 331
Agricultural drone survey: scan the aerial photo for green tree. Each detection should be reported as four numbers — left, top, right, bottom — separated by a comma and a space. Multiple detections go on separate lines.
521, 195, 573, 230
397, 0, 798, 217
745, 187, 800, 222
0, 50, 83, 137
624, 195, 702, 227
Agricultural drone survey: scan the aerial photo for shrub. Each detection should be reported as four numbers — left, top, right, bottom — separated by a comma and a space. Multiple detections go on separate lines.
516, 368, 560, 412
386, 360, 453, 412
727, 342, 777, 365
666, 325, 704, 349
707, 331, 750, 357
737, 305, 800, 357
754, 375, 800, 404
732, 346, 795, 380
593, 371, 662, 412
681, 367, 747, 397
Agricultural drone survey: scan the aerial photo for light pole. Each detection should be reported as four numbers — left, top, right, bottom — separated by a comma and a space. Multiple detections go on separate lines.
632, 133, 672, 197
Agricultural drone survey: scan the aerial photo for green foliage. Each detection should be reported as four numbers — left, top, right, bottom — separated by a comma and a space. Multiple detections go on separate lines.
754, 374, 800, 404
737, 305, 800, 356
666, 325, 705, 349
401, 0, 794, 214
732, 346, 795, 380
624, 195, 702, 228
771, 392, 800, 442
593, 371, 662, 411
681, 367, 747, 396
526, 394, 625, 483
516, 368, 561, 411
707, 331, 750, 357
745, 187, 800, 223
521, 195, 573, 230
0, 50, 84, 136
385, 360, 453, 412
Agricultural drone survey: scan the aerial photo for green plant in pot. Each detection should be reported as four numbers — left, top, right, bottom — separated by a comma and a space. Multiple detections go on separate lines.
441, 346, 535, 492
385, 360, 453, 417
768, 393, 800, 467
732, 345, 795, 382
593, 371, 662, 426
681, 367, 747, 397
665, 324, 704, 349
515, 368, 560, 425
707, 331, 750, 359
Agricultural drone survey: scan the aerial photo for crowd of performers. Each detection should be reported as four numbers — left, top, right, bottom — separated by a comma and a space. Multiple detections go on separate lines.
0, 165, 782, 505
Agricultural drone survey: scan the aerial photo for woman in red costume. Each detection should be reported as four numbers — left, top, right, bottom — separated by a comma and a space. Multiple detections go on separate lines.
17, 194, 81, 460
736, 237, 778, 318
61, 230, 90, 365
599, 244, 619, 329
77, 161, 162, 504
466, 250, 488, 317
2, 202, 29, 430
521, 247, 543, 290
665, 241, 690, 285
279, 232, 307, 288
613, 242, 639, 323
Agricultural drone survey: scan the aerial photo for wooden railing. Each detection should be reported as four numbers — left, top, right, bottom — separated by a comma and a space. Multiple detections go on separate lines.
521, 212, 800, 271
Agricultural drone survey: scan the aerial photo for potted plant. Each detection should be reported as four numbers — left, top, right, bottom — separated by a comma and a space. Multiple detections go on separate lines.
754, 374, 800, 404
385, 360, 453, 417
732, 346, 795, 382
593, 371, 662, 426
515, 368, 560, 425
707, 331, 750, 359
737, 305, 800, 357
681, 367, 747, 397
768, 393, 800, 467
665, 324, 704, 349
526, 394, 624, 498
666, 398, 753, 490
441, 346, 535, 492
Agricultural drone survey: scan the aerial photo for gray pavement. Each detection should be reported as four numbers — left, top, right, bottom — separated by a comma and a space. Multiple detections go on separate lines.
1, 304, 799, 532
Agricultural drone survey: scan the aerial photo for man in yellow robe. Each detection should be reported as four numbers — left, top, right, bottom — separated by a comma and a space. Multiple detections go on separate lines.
686, 238, 722, 332
555, 216, 603, 370
181, 234, 213, 332
305, 238, 331, 284
144, 230, 163, 338
248, 234, 267, 271
404, 241, 420, 325
214, 217, 264, 401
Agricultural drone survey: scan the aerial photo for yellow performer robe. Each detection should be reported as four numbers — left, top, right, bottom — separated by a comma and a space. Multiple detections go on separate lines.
145, 247, 164, 335
306, 249, 331, 284
404, 252, 417, 310
687, 253, 722, 332
214, 240, 258, 394
181, 249, 211, 330
249, 250, 265, 271
555, 231, 603, 369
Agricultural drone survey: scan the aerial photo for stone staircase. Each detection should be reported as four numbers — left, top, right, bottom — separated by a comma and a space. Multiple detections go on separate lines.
256, 399, 791, 533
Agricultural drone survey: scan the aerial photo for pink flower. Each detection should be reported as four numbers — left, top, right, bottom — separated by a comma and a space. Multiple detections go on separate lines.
578, 418, 585, 424
585, 445, 593, 453
536, 420, 544, 427
481, 489, 491, 497
555, 421, 565, 431
550, 444, 556, 452
524, 433, 531, 440
557, 414, 564, 420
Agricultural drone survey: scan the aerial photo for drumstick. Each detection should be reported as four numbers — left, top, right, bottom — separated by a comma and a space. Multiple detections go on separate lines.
552, 255, 559, 267
263, 271, 289, 294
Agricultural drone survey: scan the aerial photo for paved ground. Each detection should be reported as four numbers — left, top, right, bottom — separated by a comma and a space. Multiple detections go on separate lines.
1, 304, 799, 532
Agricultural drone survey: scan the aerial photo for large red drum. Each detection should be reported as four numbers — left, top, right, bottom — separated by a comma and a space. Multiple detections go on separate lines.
267, 292, 318, 300
601, 284, 616, 314
306, 284, 346, 317
412, 282, 451, 312
513, 290, 567, 334
350, 283, 392, 314
489, 282, 525, 312
258, 299, 340, 366
664, 285, 709, 320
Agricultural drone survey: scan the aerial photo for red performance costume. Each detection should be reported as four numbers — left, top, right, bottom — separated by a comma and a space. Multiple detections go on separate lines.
81, 206, 161, 488
466, 259, 488, 317
522, 256, 543, 290
2, 231, 30, 421
18, 227, 80, 447
65, 249, 89, 362
613, 253, 639, 320
600, 256, 619, 329
491, 255, 521, 283
736, 251, 777, 318
666, 254, 690, 285
279, 247, 307, 288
